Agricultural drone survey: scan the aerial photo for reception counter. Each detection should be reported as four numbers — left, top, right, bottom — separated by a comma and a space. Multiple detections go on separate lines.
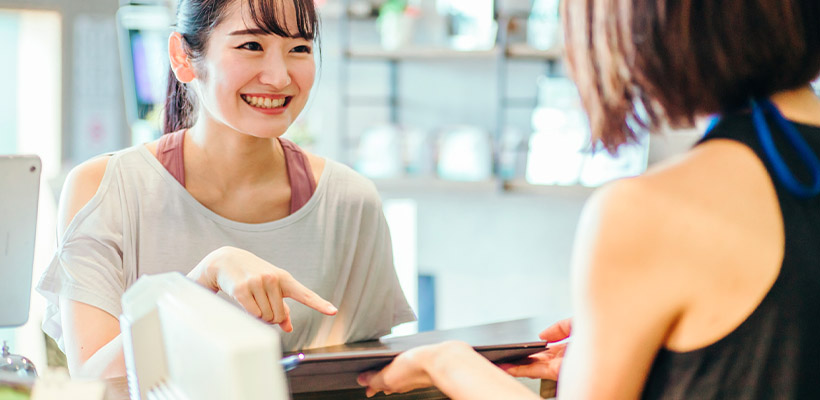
106, 317, 558, 399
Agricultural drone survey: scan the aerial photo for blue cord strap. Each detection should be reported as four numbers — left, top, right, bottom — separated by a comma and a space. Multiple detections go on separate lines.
750, 99, 820, 198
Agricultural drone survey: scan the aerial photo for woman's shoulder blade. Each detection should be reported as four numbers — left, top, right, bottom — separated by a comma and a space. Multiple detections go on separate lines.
586, 139, 778, 270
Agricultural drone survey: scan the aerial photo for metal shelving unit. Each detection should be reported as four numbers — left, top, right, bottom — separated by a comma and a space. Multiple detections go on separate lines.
372, 177, 595, 199
337, 1, 566, 193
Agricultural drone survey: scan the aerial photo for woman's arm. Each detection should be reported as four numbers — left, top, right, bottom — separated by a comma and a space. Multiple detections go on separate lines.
359, 341, 541, 400
556, 179, 692, 399
59, 298, 125, 378
57, 156, 126, 377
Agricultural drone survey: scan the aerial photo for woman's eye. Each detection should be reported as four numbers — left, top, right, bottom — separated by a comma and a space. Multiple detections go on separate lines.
291, 45, 312, 54
238, 42, 263, 51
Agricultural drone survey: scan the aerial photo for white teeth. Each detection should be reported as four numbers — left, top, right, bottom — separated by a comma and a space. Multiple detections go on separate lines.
242, 95, 286, 109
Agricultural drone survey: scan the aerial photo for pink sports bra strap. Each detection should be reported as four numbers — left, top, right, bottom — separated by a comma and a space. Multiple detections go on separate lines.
156, 130, 186, 187
278, 137, 317, 213
155, 131, 316, 214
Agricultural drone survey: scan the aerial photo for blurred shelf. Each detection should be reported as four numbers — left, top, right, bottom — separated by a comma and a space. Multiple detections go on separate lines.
344, 44, 563, 61
345, 46, 498, 60
502, 179, 595, 198
372, 177, 596, 199
373, 177, 501, 194
504, 43, 563, 60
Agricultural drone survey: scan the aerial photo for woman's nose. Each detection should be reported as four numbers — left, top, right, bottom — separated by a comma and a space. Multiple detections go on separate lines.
259, 54, 292, 89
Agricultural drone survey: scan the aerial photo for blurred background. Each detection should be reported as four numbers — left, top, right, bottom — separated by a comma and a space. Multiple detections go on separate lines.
2, 0, 817, 370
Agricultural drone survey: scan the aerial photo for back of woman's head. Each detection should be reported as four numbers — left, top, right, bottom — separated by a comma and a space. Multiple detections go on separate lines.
163, 0, 319, 134
562, 0, 820, 152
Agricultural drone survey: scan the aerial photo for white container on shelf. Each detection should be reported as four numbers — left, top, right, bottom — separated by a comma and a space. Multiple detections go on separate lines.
526, 110, 588, 186
436, 125, 494, 182
378, 9, 415, 50
438, 0, 497, 50
527, 0, 561, 51
526, 77, 589, 185
355, 124, 405, 179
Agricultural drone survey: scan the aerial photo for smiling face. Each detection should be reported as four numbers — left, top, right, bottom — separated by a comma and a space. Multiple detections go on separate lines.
189, 0, 316, 138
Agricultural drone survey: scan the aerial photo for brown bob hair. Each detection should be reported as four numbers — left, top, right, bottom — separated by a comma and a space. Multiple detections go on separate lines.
562, 0, 820, 153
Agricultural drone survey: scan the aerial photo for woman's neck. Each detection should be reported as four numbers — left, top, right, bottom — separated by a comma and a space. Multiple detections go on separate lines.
770, 85, 820, 127
185, 119, 286, 190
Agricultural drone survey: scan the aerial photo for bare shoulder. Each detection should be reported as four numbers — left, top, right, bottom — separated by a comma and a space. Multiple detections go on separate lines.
58, 156, 113, 238
641, 137, 773, 205
577, 137, 778, 294
303, 151, 326, 184
578, 137, 782, 298
144, 140, 159, 157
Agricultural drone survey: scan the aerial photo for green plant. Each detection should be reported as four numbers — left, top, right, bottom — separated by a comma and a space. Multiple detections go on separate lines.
378, 0, 408, 18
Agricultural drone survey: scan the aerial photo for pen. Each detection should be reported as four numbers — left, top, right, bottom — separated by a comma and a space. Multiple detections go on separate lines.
280, 353, 305, 372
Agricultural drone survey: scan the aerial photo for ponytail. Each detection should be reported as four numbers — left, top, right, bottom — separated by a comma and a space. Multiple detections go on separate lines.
162, 65, 196, 134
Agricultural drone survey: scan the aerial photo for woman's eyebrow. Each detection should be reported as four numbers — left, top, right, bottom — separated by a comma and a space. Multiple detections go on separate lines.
229, 28, 268, 36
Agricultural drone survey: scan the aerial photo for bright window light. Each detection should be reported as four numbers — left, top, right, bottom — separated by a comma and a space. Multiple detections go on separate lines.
0, 8, 61, 370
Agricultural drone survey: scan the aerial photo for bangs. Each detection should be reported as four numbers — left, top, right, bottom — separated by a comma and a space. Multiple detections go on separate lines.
244, 0, 318, 40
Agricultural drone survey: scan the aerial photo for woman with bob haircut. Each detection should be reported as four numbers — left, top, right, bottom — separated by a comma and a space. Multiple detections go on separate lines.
36, 0, 414, 378
359, 0, 820, 398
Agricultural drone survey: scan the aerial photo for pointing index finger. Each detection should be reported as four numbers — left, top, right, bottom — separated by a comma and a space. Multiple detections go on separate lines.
281, 276, 338, 315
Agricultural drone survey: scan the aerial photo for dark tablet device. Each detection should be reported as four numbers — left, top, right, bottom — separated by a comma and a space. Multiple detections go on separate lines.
290, 341, 546, 376
286, 318, 550, 393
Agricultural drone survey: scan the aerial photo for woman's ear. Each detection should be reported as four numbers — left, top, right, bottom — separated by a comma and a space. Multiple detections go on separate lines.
168, 32, 196, 83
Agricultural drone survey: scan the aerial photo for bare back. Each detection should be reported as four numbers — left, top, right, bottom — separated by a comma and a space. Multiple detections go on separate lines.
557, 90, 820, 398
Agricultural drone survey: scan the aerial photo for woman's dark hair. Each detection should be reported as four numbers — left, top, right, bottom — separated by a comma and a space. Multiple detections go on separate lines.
562, 0, 820, 153
163, 0, 319, 134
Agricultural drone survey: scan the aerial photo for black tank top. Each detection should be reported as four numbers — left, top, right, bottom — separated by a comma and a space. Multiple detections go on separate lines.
641, 112, 820, 399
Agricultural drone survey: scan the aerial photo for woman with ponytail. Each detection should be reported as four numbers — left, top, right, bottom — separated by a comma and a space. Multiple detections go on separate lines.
37, 0, 415, 378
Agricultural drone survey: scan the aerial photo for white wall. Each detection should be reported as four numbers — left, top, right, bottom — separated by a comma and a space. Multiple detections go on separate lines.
0, 7, 62, 370
0, 0, 129, 165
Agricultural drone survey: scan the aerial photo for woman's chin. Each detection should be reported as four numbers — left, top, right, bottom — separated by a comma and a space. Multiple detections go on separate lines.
232, 122, 289, 139
243, 130, 287, 140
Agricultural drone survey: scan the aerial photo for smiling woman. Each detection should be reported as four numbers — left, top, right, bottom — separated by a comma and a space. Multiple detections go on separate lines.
164, 0, 317, 136
35, 0, 415, 380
